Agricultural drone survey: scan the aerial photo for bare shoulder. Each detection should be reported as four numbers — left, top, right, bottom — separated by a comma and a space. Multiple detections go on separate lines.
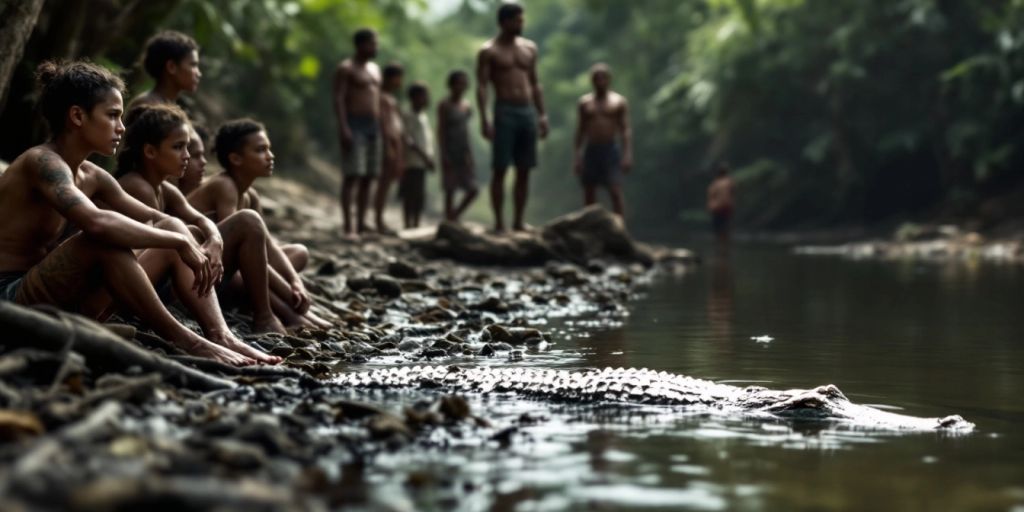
519, 37, 539, 51
479, 39, 497, 57
578, 92, 595, 106
612, 91, 629, 109
117, 173, 150, 199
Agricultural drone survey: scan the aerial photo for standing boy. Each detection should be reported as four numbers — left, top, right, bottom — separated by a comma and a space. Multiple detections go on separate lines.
437, 70, 477, 221
398, 82, 435, 229
573, 63, 632, 218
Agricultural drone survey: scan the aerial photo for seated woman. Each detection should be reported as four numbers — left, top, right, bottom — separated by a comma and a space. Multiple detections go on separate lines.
114, 104, 284, 363
0, 60, 254, 366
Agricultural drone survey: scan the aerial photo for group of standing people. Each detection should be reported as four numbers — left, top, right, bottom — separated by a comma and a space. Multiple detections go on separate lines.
332, 3, 637, 237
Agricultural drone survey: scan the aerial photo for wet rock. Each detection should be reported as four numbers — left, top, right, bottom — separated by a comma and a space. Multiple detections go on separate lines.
316, 260, 338, 276
0, 410, 44, 442
472, 296, 510, 313
371, 274, 402, 299
431, 339, 457, 352
386, 260, 420, 279
397, 340, 422, 352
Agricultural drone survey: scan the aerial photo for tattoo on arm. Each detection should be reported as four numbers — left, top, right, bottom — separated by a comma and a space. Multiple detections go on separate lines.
37, 153, 84, 213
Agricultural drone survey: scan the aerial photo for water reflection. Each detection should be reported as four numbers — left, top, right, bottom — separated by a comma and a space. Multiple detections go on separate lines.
707, 245, 735, 347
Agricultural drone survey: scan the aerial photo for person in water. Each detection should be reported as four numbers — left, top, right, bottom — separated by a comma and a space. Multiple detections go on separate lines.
115, 105, 289, 352
437, 70, 477, 222
707, 161, 736, 243
0, 60, 253, 366
398, 82, 435, 229
573, 63, 632, 218
332, 29, 382, 239
128, 30, 202, 111
476, 2, 548, 232
186, 119, 327, 329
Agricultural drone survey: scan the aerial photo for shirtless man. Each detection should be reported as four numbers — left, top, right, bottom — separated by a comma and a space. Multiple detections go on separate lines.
187, 119, 324, 329
128, 30, 202, 111
707, 161, 737, 243
0, 61, 252, 366
476, 2, 548, 232
573, 63, 632, 218
332, 29, 382, 239
374, 63, 405, 235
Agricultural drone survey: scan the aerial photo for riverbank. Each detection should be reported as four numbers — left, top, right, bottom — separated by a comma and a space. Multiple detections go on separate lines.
0, 177, 696, 510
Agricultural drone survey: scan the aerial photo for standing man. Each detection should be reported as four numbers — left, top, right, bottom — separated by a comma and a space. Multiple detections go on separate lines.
332, 29, 382, 239
374, 63, 405, 235
573, 63, 632, 218
476, 2, 548, 232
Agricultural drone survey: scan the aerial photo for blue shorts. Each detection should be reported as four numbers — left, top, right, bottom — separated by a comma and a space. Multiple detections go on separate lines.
581, 143, 622, 187
0, 271, 26, 302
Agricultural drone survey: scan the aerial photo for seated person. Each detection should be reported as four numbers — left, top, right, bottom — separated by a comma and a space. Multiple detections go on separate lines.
0, 61, 253, 366
116, 104, 289, 348
187, 119, 326, 329
128, 30, 202, 110
175, 123, 209, 195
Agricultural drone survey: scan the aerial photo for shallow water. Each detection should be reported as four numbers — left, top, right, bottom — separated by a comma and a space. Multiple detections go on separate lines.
351, 243, 1024, 511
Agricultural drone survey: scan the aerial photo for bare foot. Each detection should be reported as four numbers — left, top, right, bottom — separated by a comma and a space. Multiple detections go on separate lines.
303, 310, 332, 329
188, 339, 256, 366
252, 313, 288, 335
208, 329, 283, 365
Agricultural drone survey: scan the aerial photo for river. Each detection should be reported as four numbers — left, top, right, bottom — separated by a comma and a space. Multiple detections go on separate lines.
346, 242, 1024, 511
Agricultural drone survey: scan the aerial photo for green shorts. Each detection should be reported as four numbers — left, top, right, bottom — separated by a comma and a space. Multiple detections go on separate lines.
492, 102, 537, 171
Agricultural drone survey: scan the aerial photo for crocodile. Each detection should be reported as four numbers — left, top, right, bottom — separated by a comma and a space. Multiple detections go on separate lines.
334, 365, 974, 432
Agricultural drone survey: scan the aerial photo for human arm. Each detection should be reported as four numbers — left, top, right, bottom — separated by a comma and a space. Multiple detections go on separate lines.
527, 43, 548, 139
164, 184, 225, 285
573, 100, 586, 176
476, 48, 492, 140
619, 98, 633, 173
33, 153, 212, 290
333, 64, 352, 149
436, 102, 450, 175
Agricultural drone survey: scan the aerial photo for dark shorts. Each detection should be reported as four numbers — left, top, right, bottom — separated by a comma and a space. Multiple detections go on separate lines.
492, 102, 537, 171
712, 209, 733, 234
581, 143, 622, 187
342, 115, 381, 178
0, 271, 26, 302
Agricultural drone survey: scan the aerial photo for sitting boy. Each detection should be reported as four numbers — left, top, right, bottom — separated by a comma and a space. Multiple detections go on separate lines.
187, 119, 324, 328
128, 30, 202, 110
0, 61, 253, 366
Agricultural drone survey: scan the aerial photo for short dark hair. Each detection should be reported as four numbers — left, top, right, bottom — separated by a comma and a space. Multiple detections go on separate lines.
116, 103, 190, 176
447, 69, 468, 87
383, 63, 404, 81
191, 123, 210, 147
714, 160, 731, 175
142, 30, 199, 79
353, 28, 376, 47
407, 82, 429, 100
498, 3, 524, 23
35, 60, 126, 137
214, 118, 265, 169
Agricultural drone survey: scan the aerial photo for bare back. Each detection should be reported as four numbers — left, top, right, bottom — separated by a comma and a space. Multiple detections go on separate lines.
479, 37, 538, 105
187, 173, 255, 221
579, 91, 628, 144
335, 58, 381, 118
0, 147, 105, 271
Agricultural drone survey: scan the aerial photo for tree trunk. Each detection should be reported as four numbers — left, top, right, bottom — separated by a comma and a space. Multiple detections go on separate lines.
0, 0, 46, 112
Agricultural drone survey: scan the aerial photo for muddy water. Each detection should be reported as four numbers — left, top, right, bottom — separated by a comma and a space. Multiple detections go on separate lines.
350, 244, 1024, 511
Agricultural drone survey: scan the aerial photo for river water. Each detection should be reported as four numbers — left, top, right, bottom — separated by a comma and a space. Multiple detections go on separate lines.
350, 243, 1024, 511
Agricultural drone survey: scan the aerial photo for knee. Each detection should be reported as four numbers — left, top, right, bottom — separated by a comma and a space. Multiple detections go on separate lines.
228, 209, 267, 232
283, 244, 309, 271
155, 216, 190, 235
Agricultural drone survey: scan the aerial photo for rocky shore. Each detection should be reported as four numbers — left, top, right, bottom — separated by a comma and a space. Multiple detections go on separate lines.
794, 223, 1024, 264
0, 177, 696, 511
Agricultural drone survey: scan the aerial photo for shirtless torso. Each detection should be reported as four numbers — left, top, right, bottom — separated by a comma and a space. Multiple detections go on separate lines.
478, 37, 539, 106
187, 173, 259, 222
578, 91, 628, 145
334, 58, 381, 120
0, 148, 125, 272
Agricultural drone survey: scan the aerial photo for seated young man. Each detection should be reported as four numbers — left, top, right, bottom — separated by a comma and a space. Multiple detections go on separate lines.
116, 104, 289, 350
128, 30, 202, 110
187, 119, 325, 329
0, 61, 254, 366
176, 123, 209, 195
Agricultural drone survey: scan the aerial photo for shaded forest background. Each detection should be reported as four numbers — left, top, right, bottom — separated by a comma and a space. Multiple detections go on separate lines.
2, 0, 1023, 232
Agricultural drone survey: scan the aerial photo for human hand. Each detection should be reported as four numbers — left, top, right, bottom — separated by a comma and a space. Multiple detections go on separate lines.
621, 154, 633, 174
178, 240, 214, 296
290, 279, 311, 314
481, 120, 493, 140
538, 115, 549, 139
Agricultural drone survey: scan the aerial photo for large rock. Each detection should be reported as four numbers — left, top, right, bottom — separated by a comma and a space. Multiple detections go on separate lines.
416, 206, 694, 267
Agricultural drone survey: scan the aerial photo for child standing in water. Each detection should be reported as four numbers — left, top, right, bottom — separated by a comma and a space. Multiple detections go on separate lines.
399, 82, 435, 229
437, 70, 477, 221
